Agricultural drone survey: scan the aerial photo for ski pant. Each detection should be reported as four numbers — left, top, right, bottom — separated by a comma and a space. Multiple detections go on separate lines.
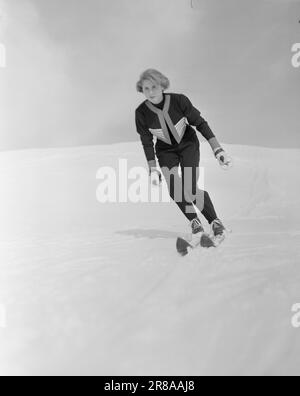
156, 134, 218, 223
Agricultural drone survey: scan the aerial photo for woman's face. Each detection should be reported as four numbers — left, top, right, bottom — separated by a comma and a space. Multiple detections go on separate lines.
142, 80, 164, 104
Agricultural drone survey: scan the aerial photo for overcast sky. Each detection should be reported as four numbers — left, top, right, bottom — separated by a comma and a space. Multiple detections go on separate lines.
0, 0, 299, 151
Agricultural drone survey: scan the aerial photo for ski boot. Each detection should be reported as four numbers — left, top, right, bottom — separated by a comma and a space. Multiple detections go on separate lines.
211, 218, 227, 246
190, 218, 215, 248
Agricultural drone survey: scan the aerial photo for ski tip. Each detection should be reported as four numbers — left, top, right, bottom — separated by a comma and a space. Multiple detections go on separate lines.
176, 237, 190, 257
200, 233, 216, 248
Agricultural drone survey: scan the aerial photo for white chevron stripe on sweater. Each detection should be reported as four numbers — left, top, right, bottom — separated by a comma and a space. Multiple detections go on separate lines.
149, 128, 164, 137
175, 117, 187, 139
149, 128, 168, 142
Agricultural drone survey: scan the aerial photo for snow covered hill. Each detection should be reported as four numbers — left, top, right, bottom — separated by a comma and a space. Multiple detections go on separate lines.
0, 141, 300, 375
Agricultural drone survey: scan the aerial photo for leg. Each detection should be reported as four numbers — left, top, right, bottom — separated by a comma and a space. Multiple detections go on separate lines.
157, 148, 198, 222
179, 137, 218, 224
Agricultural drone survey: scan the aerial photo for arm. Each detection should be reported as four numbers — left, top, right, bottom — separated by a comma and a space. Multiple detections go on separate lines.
179, 94, 223, 155
135, 109, 157, 170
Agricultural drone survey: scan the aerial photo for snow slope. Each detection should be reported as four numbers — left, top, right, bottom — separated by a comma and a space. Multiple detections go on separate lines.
0, 141, 300, 376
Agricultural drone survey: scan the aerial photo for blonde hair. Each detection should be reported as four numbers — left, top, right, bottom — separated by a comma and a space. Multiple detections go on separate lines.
136, 69, 170, 93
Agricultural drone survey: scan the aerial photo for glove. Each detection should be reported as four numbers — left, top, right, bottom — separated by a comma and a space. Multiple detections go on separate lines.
149, 167, 162, 186
215, 149, 233, 169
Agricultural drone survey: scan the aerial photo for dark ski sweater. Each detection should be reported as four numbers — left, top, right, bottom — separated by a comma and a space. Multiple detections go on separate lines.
135, 93, 221, 167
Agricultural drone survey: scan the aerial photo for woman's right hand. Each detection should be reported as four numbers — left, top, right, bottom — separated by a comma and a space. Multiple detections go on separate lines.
149, 167, 162, 186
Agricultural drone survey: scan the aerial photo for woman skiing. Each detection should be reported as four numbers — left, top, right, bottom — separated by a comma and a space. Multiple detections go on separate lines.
135, 69, 230, 248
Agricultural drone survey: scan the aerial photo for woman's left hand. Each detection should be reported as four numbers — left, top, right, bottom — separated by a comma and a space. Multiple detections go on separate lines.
215, 150, 233, 169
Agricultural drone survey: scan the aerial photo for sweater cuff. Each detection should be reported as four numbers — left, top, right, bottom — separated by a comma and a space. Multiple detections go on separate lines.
208, 137, 223, 154
148, 160, 157, 170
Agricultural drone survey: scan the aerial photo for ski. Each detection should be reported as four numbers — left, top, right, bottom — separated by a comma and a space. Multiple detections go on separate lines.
176, 227, 231, 256
176, 233, 216, 257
